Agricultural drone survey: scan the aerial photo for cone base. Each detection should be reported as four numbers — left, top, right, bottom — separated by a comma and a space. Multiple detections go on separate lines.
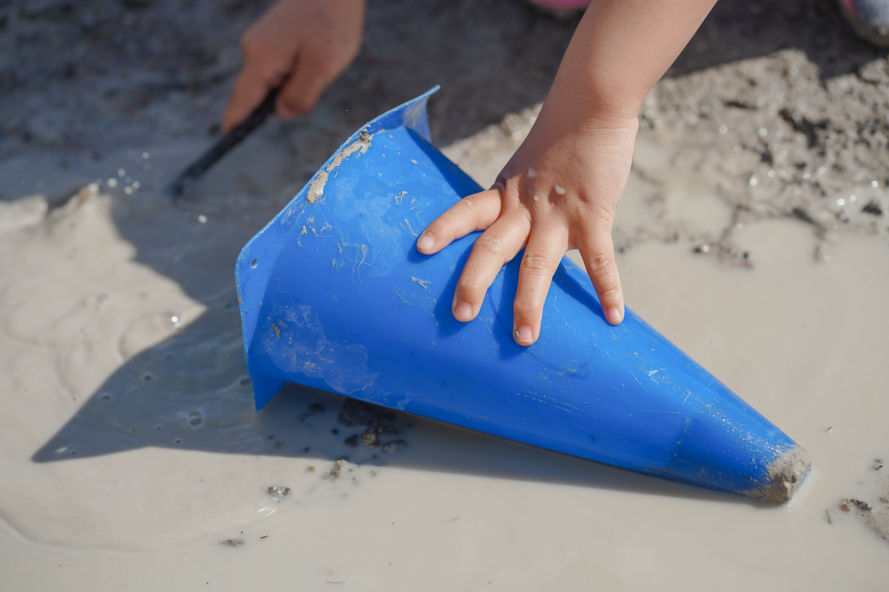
746, 446, 811, 504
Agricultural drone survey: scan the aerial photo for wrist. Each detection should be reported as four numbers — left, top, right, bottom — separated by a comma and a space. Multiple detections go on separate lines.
544, 42, 648, 125
534, 75, 640, 148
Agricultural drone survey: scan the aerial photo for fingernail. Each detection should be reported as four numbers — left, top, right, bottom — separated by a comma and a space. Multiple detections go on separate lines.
513, 325, 533, 345
606, 306, 624, 325
417, 233, 435, 253
454, 301, 473, 321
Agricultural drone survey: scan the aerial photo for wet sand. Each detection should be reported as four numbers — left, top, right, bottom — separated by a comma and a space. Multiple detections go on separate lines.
2, 0, 889, 589
2, 131, 888, 589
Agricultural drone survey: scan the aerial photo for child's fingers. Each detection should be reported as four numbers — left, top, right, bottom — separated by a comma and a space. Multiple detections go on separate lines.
276, 36, 359, 119
276, 57, 331, 119
577, 221, 624, 325
451, 214, 530, 322
222, 65, 273, 132
416, 189, 501, 255
512, 223, 569, 345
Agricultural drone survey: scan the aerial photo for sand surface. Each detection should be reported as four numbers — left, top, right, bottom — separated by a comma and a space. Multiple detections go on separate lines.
2, 1, 889, 589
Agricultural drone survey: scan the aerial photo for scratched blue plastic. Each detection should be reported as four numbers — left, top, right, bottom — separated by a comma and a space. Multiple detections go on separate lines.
236, 88, 801, 497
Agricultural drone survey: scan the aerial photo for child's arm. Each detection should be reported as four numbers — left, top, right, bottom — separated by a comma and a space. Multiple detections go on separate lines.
222, 0, 366, 132
417, 0, 716, 345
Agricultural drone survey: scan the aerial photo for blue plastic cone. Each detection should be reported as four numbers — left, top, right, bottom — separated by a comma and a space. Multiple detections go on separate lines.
236, 89, 810, 503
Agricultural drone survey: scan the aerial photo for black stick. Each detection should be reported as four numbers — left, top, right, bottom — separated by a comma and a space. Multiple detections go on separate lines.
166, 87, 280, 199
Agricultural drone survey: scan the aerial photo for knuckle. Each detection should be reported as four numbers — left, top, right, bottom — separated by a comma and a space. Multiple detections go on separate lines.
512, 203, 533, 226
284, 99, 310, 115
584, 249, 614, 276
473, 233, 504, 257
453, 197, 477, 217
280, 92, 314, 114
520, 249, 553, 276
513, 295, 543, 317
598, 285, 620, 298
583, 202, 615, 228
456, 278, 485, 299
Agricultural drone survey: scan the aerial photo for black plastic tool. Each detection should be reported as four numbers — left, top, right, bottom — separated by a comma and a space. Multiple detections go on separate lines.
166, 87, 280, 199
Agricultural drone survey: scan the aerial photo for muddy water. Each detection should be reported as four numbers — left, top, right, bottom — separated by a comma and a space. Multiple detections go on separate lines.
1, 128, 888, 590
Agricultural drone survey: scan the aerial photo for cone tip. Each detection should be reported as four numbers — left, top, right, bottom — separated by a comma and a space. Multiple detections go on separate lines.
749, 446, 812, 504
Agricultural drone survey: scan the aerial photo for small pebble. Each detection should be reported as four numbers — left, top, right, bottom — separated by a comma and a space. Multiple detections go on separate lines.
267, 485, 291, 498
360, 430, 380, 447
862, 201, 883, 216
324, 459, 348, 480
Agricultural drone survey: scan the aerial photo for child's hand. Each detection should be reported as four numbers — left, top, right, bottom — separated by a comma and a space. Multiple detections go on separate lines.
416, 0, 716, 345
222, 0, 365, 132
417, 105, 637, 346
